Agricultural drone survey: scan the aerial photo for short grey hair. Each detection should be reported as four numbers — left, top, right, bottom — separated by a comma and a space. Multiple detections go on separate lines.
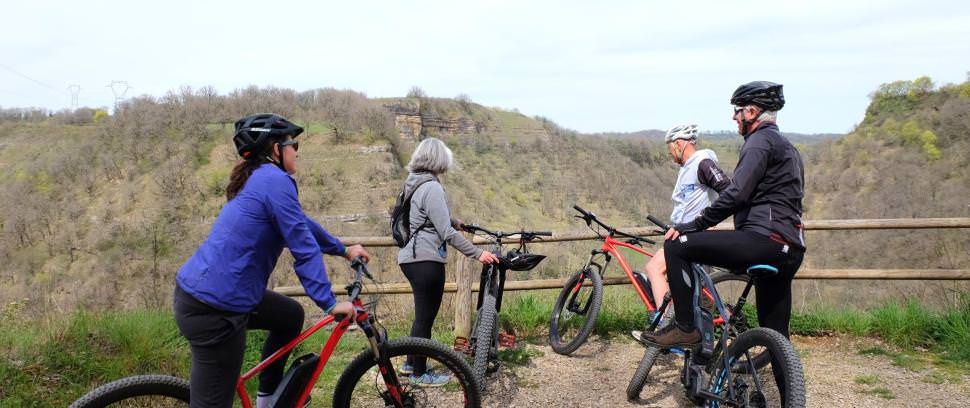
407, 137, 454, 174
757, 110, 778, 122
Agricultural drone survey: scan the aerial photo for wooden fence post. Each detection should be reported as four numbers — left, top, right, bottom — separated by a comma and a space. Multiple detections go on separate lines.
453, 231, 474, 342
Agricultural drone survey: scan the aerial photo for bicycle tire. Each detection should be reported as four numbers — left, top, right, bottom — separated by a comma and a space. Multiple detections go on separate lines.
707, 270, 773, 371
625, 345, 662, 401
709, 328, 806, 408
472, 293, 497, 390
548, 265, 603, 355
68, 374, 190, 408
332, 336, 482, 408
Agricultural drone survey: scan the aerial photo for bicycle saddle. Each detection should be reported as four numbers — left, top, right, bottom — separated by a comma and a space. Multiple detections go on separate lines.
745, 264, 779, 279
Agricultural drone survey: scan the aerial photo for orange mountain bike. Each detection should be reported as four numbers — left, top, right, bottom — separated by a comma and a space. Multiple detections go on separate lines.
69, 259, 482, 408
548, 205, 751, 356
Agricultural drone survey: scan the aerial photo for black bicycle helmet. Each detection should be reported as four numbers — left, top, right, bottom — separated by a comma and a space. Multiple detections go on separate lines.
730, 81, 785, 111
233, 113, 304, 159
502, 248, 547, 271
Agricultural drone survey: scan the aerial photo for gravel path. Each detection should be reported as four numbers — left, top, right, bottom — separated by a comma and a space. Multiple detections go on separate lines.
480, 334, 970, 407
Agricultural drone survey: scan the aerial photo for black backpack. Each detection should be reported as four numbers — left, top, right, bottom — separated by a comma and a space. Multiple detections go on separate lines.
390, 179, 434, 249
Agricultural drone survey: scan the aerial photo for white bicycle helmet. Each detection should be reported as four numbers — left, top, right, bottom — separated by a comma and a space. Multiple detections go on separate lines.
664, 124, 699, 143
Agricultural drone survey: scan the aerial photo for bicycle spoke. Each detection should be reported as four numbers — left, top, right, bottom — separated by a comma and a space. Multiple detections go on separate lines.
710, 332, 797, 408
344, 354, 470, 407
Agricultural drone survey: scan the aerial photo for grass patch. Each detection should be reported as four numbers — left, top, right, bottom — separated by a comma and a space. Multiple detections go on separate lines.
854, 374, 880, 385
864, 386, 895, 400
794, 297, 970, 369
858, 346, 891, 357
497, 347, 544, 367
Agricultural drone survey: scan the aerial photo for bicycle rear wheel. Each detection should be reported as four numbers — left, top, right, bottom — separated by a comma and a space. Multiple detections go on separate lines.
548, 264, 603, 355
68, 375, 189, 407
709, 328, 806, 408
332, 336, 482, 408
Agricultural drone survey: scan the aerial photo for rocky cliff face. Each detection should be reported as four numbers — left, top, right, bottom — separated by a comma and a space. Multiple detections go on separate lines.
382, 99, 477, 140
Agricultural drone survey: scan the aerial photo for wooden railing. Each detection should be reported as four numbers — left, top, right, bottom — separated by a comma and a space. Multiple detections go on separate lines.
276, 217, 970, 340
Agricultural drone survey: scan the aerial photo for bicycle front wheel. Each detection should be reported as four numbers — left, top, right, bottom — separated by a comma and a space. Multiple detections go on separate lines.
68, 375, 189, 408
548, 264, 603, 355
709, 328, 806, 408
625, 345, 662, 401
332, 336, 482, 408
471, 293, 498, 389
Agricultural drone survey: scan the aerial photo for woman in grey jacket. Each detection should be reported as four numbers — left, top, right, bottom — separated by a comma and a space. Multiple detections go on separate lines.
397, 137, 499, 386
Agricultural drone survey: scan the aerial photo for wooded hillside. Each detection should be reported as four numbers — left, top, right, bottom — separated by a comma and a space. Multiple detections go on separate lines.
1, 75, 968, 314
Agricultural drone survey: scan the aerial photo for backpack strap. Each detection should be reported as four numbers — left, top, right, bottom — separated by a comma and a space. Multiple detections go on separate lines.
403, 178, 436, 257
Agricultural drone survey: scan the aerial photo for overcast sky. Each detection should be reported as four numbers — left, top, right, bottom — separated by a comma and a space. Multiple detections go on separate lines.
2, 0, 969, 134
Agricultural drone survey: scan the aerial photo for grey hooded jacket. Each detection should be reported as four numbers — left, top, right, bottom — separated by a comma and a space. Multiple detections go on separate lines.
397, 172, 483, 264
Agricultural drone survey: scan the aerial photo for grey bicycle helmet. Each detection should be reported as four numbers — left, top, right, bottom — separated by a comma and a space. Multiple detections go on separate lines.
664, 124, 699, 143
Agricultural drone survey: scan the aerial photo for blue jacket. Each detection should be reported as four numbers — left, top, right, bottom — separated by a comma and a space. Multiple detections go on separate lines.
176, 164, 346, 313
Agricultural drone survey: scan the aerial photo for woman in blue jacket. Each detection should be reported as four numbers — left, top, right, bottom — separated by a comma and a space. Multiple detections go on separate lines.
173, 113, 369, 408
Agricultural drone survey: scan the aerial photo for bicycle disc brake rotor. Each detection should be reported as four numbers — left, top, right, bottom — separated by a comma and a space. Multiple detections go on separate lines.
380, 383, 418, 407
747, 390, 767, 408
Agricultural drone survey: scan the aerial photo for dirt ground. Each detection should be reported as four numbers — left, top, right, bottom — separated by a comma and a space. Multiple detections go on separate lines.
479, 334, 970, 408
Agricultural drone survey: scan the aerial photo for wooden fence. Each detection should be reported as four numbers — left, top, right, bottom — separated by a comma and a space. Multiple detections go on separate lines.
276, 217, 970, 340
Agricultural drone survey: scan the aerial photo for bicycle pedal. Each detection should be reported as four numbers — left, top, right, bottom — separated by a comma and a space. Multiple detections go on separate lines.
498, 333, 516, 348
453, 337, 471, 355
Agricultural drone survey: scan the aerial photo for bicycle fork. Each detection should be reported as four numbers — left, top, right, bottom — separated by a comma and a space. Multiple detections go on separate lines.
566, 253, 604, 314
362, 318, 408, 408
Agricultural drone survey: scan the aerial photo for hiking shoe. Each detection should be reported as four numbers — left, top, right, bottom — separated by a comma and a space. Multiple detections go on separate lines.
631, 330, 645, 343
400, 362, 414, 375
632, 330, 687, 356
640, 323, 702, 348
408, 369, 451, 387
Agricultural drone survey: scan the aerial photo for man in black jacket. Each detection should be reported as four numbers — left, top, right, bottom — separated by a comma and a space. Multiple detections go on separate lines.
642, 81, 806, 347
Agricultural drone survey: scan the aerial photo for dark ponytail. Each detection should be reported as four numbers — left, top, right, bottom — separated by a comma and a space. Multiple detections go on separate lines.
226, 159, 262, 201
226, 138, 283, 201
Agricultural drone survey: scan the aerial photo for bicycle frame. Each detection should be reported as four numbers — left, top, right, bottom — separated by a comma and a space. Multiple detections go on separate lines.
571, 206, 728, 327
594, 234, 657, 310
234, 297, 395, 408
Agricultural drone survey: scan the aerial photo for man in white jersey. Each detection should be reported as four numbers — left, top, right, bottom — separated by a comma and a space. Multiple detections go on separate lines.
632, 124, 730, 344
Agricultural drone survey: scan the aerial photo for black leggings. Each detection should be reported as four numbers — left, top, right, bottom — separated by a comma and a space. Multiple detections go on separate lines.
174, 286, 305, 408
664, 230, 804, 338
401, 261, 446, 375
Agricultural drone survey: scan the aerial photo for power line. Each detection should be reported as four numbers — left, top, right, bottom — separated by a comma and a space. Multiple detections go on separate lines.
0, 63, 69, 96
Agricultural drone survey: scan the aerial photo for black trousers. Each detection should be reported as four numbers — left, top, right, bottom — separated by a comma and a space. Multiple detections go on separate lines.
174, 285, 305, 408
401, 261, 446, 375
663, 230, 804, 339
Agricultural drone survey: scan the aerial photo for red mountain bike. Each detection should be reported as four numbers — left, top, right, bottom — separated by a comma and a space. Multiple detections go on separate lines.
69, 259, 482, 408
548, 205, 752, 356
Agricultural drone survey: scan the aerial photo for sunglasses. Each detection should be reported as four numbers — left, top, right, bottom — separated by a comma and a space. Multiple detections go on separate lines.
279, 139, 299, 152
733, 106, 745, 115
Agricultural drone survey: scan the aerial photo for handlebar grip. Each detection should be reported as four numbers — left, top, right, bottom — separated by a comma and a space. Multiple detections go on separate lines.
646, 215, 670, 231
573, 205, 591, 217
532, 231, 552, 236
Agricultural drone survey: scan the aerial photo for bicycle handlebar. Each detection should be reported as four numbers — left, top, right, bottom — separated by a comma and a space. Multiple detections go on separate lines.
346, 257, 371, 301
461, 224, 551, 240
573, 204, 656, 245
646, 214, 670, 232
